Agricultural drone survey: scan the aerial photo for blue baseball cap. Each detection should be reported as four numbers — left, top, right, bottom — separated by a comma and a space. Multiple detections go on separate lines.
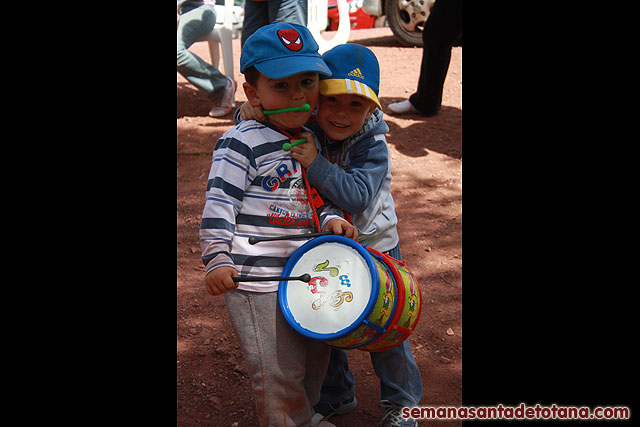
319, 44, 382, 109
240, 23, 332, 79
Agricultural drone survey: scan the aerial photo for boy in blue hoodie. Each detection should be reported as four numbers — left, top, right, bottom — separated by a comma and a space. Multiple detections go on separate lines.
239, 43, 423, 427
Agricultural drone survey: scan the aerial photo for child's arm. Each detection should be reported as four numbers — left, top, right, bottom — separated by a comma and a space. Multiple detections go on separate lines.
306, 133, 389, 214
324, 218, 358, 241
289, 131, 318, 168
205, 266, 238, 296
200, 133, 256, 295
236, 101, 266, 122
317, 198, 359, 241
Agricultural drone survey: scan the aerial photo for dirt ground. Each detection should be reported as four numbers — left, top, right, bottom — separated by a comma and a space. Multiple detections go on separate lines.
177, 27, 462, 426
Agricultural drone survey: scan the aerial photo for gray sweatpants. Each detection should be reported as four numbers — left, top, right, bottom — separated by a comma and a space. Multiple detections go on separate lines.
224, 289, 331, 427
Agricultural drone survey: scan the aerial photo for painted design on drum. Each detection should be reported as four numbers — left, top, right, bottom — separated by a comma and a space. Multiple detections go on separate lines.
314, 260, 339, 277
365, 329, 399, 351
307, 276, 328, 294
328, 320, 378, 348
338, 275, 351, 287
307, 260, 354, 311
312, 290, 354, 310
346, 324, 378, 346
402, 271, 419, 327
375, 266, 394, 324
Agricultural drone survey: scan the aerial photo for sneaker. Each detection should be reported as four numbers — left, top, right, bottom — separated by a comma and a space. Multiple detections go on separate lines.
377, 400, 418, 427
209, 76, 237, 117
311, 412, 337, 427
314, 396, 357, 420
387, 100, 419, 115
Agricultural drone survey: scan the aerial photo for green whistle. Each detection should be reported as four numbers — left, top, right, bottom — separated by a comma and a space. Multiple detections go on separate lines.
263, 104, 311, 115
282, 138, 307, 151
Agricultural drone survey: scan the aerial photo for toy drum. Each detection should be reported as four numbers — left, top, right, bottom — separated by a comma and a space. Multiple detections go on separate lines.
278, 235, 421, 351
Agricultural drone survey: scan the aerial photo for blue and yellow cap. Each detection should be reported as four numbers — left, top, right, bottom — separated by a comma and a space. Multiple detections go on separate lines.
240, 23, 332, 79
319, 44, 382, 109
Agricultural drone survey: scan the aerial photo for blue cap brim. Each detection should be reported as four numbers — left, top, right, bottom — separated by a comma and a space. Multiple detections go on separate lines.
254, 56, 332, 79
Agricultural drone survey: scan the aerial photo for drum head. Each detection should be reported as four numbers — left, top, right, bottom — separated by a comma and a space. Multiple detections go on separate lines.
279, 235, 379, 340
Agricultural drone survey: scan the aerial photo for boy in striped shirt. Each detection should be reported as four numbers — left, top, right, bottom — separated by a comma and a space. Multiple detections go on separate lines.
199, 23, 356, 427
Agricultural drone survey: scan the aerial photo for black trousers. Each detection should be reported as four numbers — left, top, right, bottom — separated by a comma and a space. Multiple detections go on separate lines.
409, 0, 462, 115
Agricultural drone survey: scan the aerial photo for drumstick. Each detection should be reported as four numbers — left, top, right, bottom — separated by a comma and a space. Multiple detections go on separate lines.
262, 104, 310, 115
248, 231, 333, 245
282, 138, 307, 151
233, 274, 311, 283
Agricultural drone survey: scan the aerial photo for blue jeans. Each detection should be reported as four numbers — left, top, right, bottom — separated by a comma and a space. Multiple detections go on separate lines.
177, 1, 228, 100
319, 245, 424, 407
241, 0, 308, 46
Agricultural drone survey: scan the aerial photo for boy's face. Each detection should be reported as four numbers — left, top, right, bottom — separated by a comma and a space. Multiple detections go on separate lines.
316, 94, 377, 141
243, 72, 320, 131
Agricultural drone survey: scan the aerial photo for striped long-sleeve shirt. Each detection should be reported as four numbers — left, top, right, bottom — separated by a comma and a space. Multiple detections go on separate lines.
199, 120, 343, 292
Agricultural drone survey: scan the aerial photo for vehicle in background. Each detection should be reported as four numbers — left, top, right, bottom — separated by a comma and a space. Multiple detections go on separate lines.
326, 0, 377, 31
362, 0, 436, 46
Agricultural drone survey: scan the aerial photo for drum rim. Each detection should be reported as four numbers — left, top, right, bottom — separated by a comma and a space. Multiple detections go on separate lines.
278, 235, 380, 341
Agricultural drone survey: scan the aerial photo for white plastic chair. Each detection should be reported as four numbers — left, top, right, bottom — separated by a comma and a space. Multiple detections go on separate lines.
203, 0, 235, 83
177, 0, 236, 105
307, 0, 351, 54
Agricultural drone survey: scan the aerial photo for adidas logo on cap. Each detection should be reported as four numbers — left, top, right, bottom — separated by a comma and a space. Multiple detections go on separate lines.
347, 68, 364, 79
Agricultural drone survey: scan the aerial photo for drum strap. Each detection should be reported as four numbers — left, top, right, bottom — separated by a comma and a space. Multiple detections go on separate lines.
301, 167, 323, 232
275, 125, 323, 233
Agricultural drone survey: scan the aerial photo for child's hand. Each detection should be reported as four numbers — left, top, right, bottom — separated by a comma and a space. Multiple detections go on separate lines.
238, 101, 265, 122
324, 218, 359, 242
290, 132, 318, 169
205, 266, 238, 296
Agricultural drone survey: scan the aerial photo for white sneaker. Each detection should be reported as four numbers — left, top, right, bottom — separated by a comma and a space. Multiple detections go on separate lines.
209, 76, 237, 117
388, 100, 419, 115
311, 412, 336, 427
378, 400, 418, 426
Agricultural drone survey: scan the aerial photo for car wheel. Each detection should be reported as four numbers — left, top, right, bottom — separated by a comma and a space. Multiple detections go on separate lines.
385, 0, 435, 47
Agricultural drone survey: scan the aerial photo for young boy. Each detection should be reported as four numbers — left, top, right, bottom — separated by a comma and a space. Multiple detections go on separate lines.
200, 22, 357, 427
239, 43, 423, 426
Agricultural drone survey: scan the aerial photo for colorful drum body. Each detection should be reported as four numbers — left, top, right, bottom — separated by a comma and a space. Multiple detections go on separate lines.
359, 248, 422, 352
278, 235, 421, 351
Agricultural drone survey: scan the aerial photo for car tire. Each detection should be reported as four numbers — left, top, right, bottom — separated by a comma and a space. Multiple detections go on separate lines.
385, 0, 435, 47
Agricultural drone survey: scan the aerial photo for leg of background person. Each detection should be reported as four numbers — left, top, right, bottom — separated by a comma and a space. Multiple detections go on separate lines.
409, 0, 462, 115
271, 0, 308, 26
241, 0, 270, 46
242, 0, 307, 47
177, 3, 229, 101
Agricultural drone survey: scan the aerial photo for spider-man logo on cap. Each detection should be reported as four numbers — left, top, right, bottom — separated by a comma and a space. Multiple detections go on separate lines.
277, 28, 303, 51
